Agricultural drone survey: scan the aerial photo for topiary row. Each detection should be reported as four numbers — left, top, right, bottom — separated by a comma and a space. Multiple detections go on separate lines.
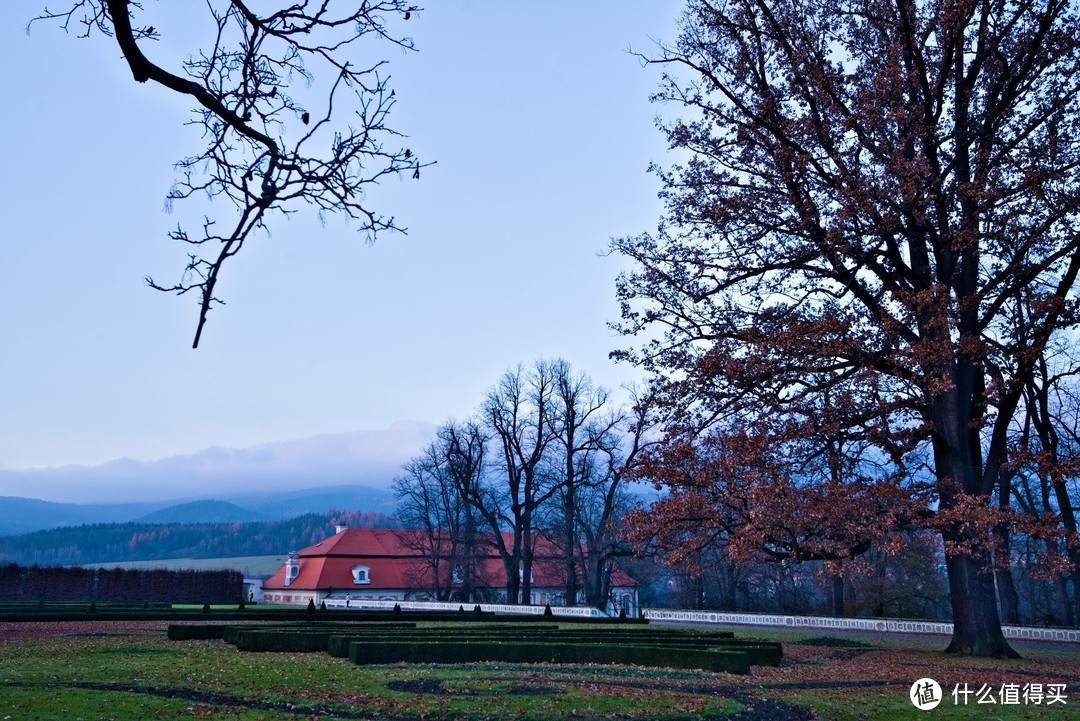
168, 616, 781, 674
346, 639, 752, 674
166, 620, 418, 645
334, 625, 779, 673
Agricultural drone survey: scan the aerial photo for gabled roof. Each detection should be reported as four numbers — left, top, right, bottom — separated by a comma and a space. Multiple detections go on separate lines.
262, 527, 637, 591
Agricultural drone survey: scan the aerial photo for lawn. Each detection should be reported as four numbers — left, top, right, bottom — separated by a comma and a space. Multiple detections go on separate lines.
0, 620, 1076, 720
85, 555, 288, 576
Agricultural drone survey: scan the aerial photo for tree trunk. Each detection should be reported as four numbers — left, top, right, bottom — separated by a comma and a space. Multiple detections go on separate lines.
505, 559, 520, 605
1050, 480, 1080, 626
723, 563, 738, 612
830, 570, 845, 618
931, 372, 1019, 657
991, 520, 1020, 625
1052, 574, 1074, 627
563, 489, 578, 606
994, 472, 1021, 625
942, 542, 1019, 657
993, 564, 1020, 626
521, 522, 533, 605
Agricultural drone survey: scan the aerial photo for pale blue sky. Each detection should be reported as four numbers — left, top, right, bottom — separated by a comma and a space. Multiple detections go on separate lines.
0, 2, 680, 485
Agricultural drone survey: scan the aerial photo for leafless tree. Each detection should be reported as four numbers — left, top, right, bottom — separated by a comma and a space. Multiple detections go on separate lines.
440, 420, 488, 603
550, 360, 614, 605
32, 0, 430, 346
576, 390, 658, 610
479, 361, 560, 604
1011, 340, 1080, 626
392, 441, 459, 601
392, 420, 486, 602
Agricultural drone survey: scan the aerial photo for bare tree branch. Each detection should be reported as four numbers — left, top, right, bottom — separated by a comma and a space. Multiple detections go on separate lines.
32, 0, 433, 346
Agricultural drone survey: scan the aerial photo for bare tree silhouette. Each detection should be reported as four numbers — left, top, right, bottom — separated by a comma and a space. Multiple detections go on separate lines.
32, 1, 431, 346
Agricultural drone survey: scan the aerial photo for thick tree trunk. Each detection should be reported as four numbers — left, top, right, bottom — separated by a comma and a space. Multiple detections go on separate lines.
942, 542, 1019, 657
504, 560, 520, 605
930, 369, 1019, 657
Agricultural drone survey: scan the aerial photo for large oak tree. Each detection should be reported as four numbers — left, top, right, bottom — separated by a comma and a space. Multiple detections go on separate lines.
614, 0, 1080, 656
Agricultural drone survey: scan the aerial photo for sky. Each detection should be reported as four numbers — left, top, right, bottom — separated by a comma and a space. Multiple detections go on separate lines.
0, 2, 683, 502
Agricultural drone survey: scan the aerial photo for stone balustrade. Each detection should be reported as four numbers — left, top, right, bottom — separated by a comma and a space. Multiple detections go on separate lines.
323, 598, 606, 618
640, 608, 1080, 643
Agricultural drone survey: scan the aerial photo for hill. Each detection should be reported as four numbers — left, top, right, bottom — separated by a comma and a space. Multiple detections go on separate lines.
0, 497, 172, 537
133, 500, 270, 524
235, 485, 398, 519
0, 484, 396, 536
0, 510, 400, 567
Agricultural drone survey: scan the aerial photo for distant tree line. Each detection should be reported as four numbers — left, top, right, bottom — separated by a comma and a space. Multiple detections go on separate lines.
0, 564, 242, 603
0, 510, 398, 567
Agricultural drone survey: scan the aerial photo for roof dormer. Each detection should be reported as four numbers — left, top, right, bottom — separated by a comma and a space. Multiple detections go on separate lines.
351, 565, 371, 585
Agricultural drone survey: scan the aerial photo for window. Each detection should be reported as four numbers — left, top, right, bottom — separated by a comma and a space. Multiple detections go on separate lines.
351, 566, 371, 585
284, 554, 300, 586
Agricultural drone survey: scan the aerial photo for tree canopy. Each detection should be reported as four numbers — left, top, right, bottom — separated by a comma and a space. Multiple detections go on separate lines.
614, 0, 1080, 657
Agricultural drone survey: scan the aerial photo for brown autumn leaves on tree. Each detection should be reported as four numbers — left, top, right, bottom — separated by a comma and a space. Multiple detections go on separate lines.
34, 0, 428, 347
614, 0, 1080, 657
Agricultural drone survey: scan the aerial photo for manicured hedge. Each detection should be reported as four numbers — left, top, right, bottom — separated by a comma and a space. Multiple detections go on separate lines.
230, 622, 420, 652
161, 610, 779, 674
0, 564, 242, 603
347, 639, 751, 674
330, 628, 779, 667
327, 628, 558, 657
168, 624, 228, 640
235, 629, 342, 652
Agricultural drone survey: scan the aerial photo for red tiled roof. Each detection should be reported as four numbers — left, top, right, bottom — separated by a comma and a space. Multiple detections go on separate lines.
262, 528, 637, 591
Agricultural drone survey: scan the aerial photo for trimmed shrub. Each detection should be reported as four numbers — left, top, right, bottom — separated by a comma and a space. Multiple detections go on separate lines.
230, 622, 421, 651
235, 630, 336, 653
168, 624, 227, 641
348, 640, 750, 674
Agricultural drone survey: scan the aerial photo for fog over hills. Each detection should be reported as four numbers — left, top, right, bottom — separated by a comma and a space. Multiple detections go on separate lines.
0, 485, 399, 537
132, 500, 272, 525
0, 421, 435, 504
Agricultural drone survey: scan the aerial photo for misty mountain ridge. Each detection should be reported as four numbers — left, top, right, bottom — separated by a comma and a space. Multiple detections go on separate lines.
0, 508, 401, 568
133, 500, 271, 525
0, 421, 436, 504
0, 484, 397, 537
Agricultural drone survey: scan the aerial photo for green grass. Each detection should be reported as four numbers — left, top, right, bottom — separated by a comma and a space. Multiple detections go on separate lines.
0, 620, 1076, 720
0, 621, 750, 720
85, 554, 287, 575
691, 626, 1080, 720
